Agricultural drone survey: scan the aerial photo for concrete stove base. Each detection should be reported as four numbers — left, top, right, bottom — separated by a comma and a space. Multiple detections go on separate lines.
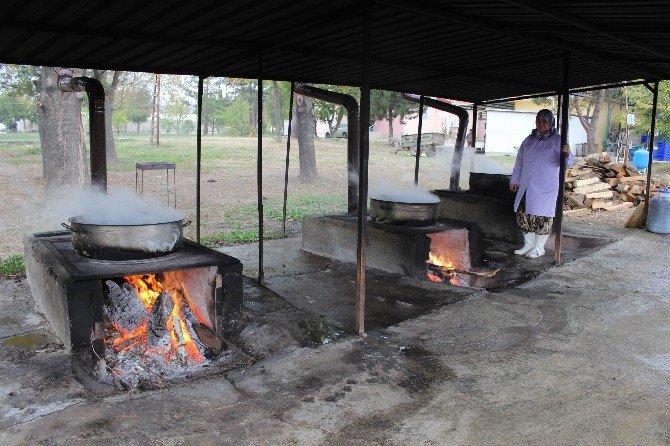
301, 214, 480, 277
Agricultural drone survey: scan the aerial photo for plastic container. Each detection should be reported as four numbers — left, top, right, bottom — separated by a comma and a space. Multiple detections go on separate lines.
646, 189, 670, 234
653, 142, 665, 161
632, 148, 650, 170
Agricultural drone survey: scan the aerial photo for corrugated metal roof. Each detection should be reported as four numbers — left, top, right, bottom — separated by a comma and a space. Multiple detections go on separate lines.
1, 0, 668, 101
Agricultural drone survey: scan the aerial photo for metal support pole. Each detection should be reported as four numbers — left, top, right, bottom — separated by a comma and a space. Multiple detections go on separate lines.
257, 57, 265, 286
196, 76, 203, 244
471, 102, 478, 152
556, 94, 562, 128
554, 53, 570, 264
282, 81, 295, 237
356, 0, 372, 335
644, 81, 659, 223
414, 95, 424, 185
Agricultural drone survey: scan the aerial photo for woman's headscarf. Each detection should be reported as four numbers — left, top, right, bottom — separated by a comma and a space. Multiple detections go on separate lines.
531, 108, 557, 141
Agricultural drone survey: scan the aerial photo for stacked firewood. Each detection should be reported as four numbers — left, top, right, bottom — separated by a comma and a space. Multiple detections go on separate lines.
563, 152, 667, 216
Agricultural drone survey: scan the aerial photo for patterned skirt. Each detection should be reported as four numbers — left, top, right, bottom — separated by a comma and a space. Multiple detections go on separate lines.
515, 194, 553, 235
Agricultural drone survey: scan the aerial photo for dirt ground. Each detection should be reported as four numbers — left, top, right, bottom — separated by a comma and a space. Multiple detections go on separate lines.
0, 136, 648, 257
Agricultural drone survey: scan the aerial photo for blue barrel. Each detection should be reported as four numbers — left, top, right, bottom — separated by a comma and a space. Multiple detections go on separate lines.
654, 141, 666, 161
647, 189, 670, 234
632, 148, 649, 170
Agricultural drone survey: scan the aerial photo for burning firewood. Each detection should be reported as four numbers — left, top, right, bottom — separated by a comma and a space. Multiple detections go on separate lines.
104, 280, 149, 333
147, 291, 174, 353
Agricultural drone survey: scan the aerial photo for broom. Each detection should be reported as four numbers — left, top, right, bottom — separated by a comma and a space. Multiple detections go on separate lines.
625, 201, 647, 228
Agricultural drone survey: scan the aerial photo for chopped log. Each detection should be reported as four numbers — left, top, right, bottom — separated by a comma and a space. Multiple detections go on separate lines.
604, 202, 634, 212
606, 178, 619, 187
592, 200, 614, 210
566, 194, 586, 208
629, 185, 646, 195
192, 323, 224, 359
585, 190, 614, 199
147, 292, 174, 352
624, 161, 639, 176
573, 182, 611, 194
573, 177, 601, 188
619, 175, 647, 183
105, 281, 149, 333
610, 164, 627, 177
564, 208, 591, 217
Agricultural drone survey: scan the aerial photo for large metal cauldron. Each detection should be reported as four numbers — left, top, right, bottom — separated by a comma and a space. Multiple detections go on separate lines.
369, 198, 438, 226
468, 173, 515, 200
63, 216, 191, 260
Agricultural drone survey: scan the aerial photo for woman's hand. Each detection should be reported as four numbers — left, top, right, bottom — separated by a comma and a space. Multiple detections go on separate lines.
510, 183, 519, 192
562, 144, 571, 155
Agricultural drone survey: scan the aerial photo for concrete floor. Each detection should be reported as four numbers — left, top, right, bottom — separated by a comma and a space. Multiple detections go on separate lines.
0, 224, 669, 445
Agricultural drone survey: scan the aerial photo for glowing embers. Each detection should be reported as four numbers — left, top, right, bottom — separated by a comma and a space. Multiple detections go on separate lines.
101, 271, 222, 388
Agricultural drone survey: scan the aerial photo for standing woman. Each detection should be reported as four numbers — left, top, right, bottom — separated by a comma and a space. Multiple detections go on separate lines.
510, 109, 574, 258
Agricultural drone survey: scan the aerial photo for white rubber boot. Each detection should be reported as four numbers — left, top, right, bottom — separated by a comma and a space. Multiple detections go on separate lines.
514, 233, 536, 255
526, 234, 549, 258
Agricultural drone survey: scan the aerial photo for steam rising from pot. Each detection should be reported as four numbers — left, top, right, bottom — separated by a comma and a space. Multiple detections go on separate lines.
45, 187, 185, 225
369, 181, 439, 204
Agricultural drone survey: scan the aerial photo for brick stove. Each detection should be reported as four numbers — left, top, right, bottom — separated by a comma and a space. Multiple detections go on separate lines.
24, 231, 243, 386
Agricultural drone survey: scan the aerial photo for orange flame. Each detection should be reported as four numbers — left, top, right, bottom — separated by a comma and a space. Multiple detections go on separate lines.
426, 251, 463, 285
108, 273, 205, 364
427, 252, 454, 270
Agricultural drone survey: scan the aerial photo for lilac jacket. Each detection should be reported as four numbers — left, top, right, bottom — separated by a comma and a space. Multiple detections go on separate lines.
510, 132, 574, 217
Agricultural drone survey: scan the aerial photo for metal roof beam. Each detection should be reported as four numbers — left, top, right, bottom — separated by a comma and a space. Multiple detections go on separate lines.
503, 0, 670, 61
375, 0, 669, 81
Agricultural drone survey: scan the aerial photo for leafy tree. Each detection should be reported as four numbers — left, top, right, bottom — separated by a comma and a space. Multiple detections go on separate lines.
123, 85, 152, 134
0, 92, 34, 130
626, 81, 670, 140
0, 64, 40, 131
313, 84, 359, 137
220, 97, 251, 136
182, 119, 195, 135
370, 90, 418, 142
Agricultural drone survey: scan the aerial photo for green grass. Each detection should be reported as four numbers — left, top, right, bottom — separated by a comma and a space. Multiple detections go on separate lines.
202, 194, 346, 247
0, 255, 25, 278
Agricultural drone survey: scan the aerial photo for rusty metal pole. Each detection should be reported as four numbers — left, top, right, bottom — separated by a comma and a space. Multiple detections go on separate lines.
554, 53, 570, 264
257, 57, 265, 286
414, 95, 424, 185
644, 81, 659, 223
196, 76, 203, 244
356, 0, 372, 335
282, 82, 295, 238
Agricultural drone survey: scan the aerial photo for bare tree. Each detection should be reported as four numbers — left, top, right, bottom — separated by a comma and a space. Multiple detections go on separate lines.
573, 89, 607, 153
295, 94, 318, 182
37, 67, 88, 191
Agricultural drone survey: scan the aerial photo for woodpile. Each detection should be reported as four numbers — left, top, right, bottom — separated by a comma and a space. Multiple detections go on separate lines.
564, 152, 667, 215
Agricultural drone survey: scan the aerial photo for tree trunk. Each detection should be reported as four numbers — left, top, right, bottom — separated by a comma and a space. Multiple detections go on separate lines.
272, 80, 283, 141
295, 94, 318, 182
150, 76, 157, 144
387, 106, 394, 142
203, 81, 209, 135
37, 67, 88, 192
574, 89, 606, 153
